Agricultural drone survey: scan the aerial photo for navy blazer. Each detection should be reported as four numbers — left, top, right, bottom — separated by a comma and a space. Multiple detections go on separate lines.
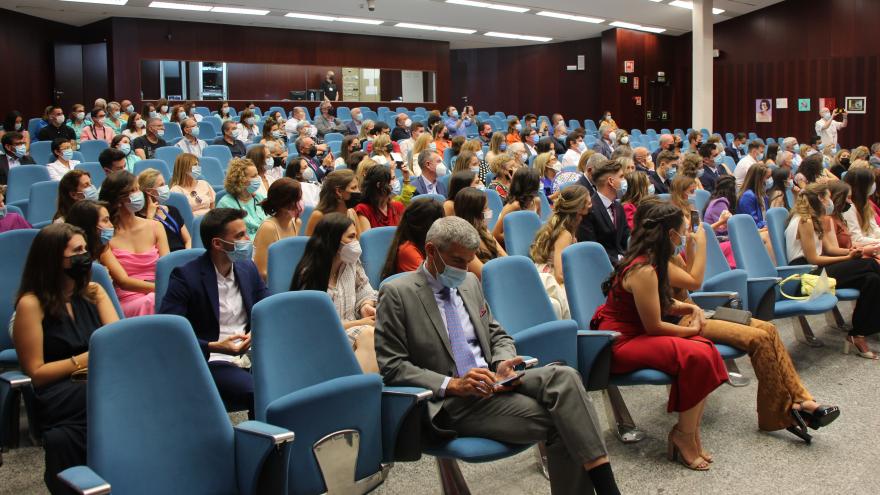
699, 163, 729, 193
0, 155, 36, 185
413, 175, 448, 196
575, 174, 597, 197
159, 253, 268, 357
647, 170, 670, 195
724, 146, 742, 164
344, 121, 359, 136
577, 192, 630, 264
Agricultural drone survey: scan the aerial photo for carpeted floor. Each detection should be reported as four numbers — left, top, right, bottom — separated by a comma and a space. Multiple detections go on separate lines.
2, 310, 878, 494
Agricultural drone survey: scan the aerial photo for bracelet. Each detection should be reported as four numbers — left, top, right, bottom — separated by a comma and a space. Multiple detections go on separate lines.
70, 355, 82, 370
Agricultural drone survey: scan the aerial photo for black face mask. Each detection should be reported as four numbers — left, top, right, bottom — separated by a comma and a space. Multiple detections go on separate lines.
843, 202, 852, 213
344, 191, 362, 209
385, 143, 394, 153
307, 147, 317, 158
666, 144, 675, 151
840, 158, 851, 167
675, 141, 684, 149
65, 253, 93, 280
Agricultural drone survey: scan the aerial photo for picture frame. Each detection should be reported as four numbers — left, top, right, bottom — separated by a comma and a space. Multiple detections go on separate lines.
845, 97, 866, 114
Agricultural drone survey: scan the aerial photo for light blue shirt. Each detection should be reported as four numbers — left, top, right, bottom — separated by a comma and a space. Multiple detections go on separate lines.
419, 263, 488, 396
443, 116, 472, 138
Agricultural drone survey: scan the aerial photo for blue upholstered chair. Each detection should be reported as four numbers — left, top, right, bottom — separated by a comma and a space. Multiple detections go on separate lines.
154, 146, 182, 170
91, 263, 124, 320
7, 165, 50, 208
502, 211, 541, 257
154, 248, 205, 309
29, 140, 53, 165
360, 226, 396, 289
483, 189, 504, 230
197, 121, 217, 141
58, 315, 294, 494
198, 156, 226, 190
266, 237, 309, 295
162, 122, 183, 143
75, 162, 106, 187
133, 159, 172, 183
26, 181, 59, 228
78, 140, 109, 163
323, 132, 344, 143
412, 193, 445, 204
203, 145, 234, 170
165, 192, 195, 234
692, 189, 710, 216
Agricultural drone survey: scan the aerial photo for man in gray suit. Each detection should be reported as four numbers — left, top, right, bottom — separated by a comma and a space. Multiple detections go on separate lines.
375, 217, 619, 495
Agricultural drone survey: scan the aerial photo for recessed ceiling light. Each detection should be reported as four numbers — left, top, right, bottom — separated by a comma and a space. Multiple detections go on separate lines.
395, 22, 476, 34
148, 1, 211, 11
446, 0, 530, 14
609, 21, 666, 33
669, 1, 725, 15
536, 11, 604, 24
210, 6, 269, 15
61, 0, 128, 4
484, 31, 552, 42
285, 12, 336, 21
336, 17, 384, 25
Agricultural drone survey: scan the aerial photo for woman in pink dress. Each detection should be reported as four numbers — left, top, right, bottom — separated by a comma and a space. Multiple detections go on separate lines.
98, 170, 169, 316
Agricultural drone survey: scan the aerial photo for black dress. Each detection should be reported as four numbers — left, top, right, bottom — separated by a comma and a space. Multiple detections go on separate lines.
154, 205, 186, 252
35, 296, 101, 494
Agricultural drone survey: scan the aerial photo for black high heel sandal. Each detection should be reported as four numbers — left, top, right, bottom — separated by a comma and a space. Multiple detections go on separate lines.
800, 405, 840, 430
787, 410, 812, 444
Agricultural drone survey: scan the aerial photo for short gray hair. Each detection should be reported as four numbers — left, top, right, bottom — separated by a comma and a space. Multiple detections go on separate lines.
426, 216, 480, 252
296, 120, 310, 132
147, 116, 163, 126
418, 149, 438, 168
783, 137, 798, 150
871, 142, 880, 154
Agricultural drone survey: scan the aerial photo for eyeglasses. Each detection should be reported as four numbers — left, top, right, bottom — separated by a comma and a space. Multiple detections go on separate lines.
190, 190, 203, 205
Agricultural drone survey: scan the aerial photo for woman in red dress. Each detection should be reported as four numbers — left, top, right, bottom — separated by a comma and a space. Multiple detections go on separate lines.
592, 200, 728, 471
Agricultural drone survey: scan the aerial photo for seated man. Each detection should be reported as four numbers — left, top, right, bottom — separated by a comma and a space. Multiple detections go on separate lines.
560, 129, 586, 169
213, 121, 248, 158
375, 217, 619, 495
698, 142, 729, 193
132, 117, 167, 159
159, 208, 267, 418
37, 106, 77, 143
577, 159, 630, 264
0, 131, 36, 185
390, 113, 412, 142
98, 147, 127, 176
648, 150, 677, 195
413, 149, 448, 196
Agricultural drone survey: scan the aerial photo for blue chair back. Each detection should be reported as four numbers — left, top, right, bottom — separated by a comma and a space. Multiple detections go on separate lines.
538, 192, 552, 221
442, 147, 453, 166
765, 207, 790, 266
197, 121, 217, 140
692, 189, 710, 216
204, 116, 223, 133
75, 162, 106, 187
28, 118, 42, 141
412, 193, 445, 203
702, 222, 732, 281
482, 256, 558, 333
251, 291, 382, 494
154, 248, 205, 308
727, 214, 776, 277
298, 206, 313, 236
197, 156, 226, 189
88, 315, 238, 494
26, 181, 58, 227
78, 140, 109, 162
7, 165, 50, 204
91, 263, 124, 319
484, 189, 504, 230
562, 242, 613, 330
5, 204, 23, 217
165, 192, 195, 235
323, 132, 344, 143
154, 146, 182, 170
267, 237, 309, 295
0, 229, 38, 355
203, 145, 233, 170
503, 211, 541, 257
29, 141, 52, 165
133, 159, 172, 183
190, 215, 205, 249
360, 226, 396, 289
194, 106, 211, 118
162, 122, 183, 142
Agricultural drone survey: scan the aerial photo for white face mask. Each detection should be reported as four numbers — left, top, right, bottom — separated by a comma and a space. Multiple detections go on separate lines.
339, 240, 362, 264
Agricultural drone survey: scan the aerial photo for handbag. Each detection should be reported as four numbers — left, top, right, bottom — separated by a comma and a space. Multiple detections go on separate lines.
779, 270, 836, 300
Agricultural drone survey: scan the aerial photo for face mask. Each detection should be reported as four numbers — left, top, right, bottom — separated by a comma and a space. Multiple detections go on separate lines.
55, 115, 66, 125
0, 205, 6, 218
822, 112, 832, 121
186, 165, 202, 180
714, 154, 724, 165
114, 142, 130, 157
156, 129, 165, 137
160, 105, 169, 113
499, 143, 508, 152
154, 185, 171, 204
149, 111, 159, 119
64, 253, 93, 280
247, 177, 262, 194
404, 118, 412, 128
136, 119, 146, 129
221, 107, 229, 115
483, 209, 493, 221
476, 150, 485, 161
344, 191, 362, 209
126, 191, 145, 212
339, 240, 362, 264
605, 115, 612, 121
433, 251, 468, 289
648, 184, 656, 195
764, 177, 774, 191
352, 113, 362, 122
309, 126, 318, 138
189, 126, 201, 138
617, 178, 628, 196
124, 105, 134, 113
666, 167, 677, 180
673, 233, 687, 256
842, 202, 852, 213
577, 141, 587, 153
515, 123, 522, 132
60, 149, 74, 161
221, 239, 254, 263
824, 201, 834, 216
608, 132, 617, 142
475, 183, 486, 192
696, 168, 705, 178
385, 143, 394, 154
112, 112, 120, 119
75, 112, 85, 121
391, 178, 402, 195
81, 185, 99, 201
306, 147, 317, 158
469, 165, 480, 173
870, 184, 877, 196
99, 227, 114, 245
178, 111, 187, 121
428, 142, 437, 151
840, 157, 850, 166
793, 144, 801, 153
245, 117, 256, 126
13, 122, 22, 131
265, 157, 275, 169
302, 167, 317, 183
435, 163, 448, 177
271, 130, 283, 139
620, 136, 630, 145
450, 111, 459, 118
14, 144, 27, 158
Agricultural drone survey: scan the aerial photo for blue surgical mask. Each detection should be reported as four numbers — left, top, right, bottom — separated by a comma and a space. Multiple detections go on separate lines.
617, 178, 628, 196
764, 177, 774, 191
272, 130, 283, 139
119, 143, 131, 156
154, 185, 171, 204
515, 123, 523, 132
696, 168, 705, 178
112, 111, 121, 119
245, 117, 256, 126
648, 184, 656, 195
674, 233, 687, 256
62, 149, 74, 161
666, 167, 677, 181
149, 111, 159, 119
221, 239, 254, 263
190, 166, 202, 180
156, 129, 165, 137
714, 154, 724, 165
190, 126, 200, 138
14, 145, 26, 158
793, 144, 801, 153
500, 143, 508, 152
126, 191, 145, 212
429, 142, 437, 151
247, 177, 262, 194
433, 251, 468, 289
99, 227, 114, 245
126, 105, 135, 113
81, 185, 99, 201
450, 111, 459, 118
178, 111, 188, 121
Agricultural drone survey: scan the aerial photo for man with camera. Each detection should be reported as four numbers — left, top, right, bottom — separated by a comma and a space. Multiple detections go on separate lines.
815, 107, 847, 150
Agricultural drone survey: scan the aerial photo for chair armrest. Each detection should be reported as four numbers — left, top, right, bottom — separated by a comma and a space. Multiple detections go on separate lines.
777, 264, 817, 279
577, 330, 618, 391
690, 291, 738, 311
746, 277, 782, 313
381, 387, 432, 463
57, 466, 111, 495
8, 200, 27, 216
702, 269, 748, 298
511, 320, 578, 368
0, 371, 32, 388
234, 421, 294, 495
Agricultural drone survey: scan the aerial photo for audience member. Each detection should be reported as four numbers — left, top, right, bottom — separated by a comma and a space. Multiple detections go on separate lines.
170, 152, 215, 216
698, 143, 729, 193
47, 138, 80, 181
815, 107, 847, 149
65, 199, 113, 261
315, 101, 348, 137
343, 107, 363, 137
651, 134, 675, 164
132, 117, 166, 160
486, 131, 507, 163
577, 159, 630, 264
454, 187, 507, 278
593, 124, 615, 159
79, 107, 115, 144
391, 113, 412, 142
381, 198, 445, 280
493, 167, 541, 244
53, 170, 97, 223
304, 169, 362, 236
702, 176, 735, 239
829, 148, 851, 179
649, 150, 677, 195
110, 134, 140, 172
98, 147, 126, 176
295, 135, 333, 182
38, 106, 76, 143
137, 168, 191, 251
105, 102, 124, 134
477, 121, 493, 146
0, 131, 36, 184
245, 144, 278, 197
216, 158, 267, 238
768, 167, 792, 209
842, 168, 880, 246
252, 178, 303, 280
734, 140, 765, 188
535, 152, 561, 200
321, 70, 339, 101
214, 121, 247, 159
1, 111, 30, 150
66, 104, 90, 145
444, 170, 480, 216
291, 212, 378, 372
122, 112, 146, 141
355, 166, 404, 231
413, 149, 448, 196
620, 171, 652, 230
488, 153, 516, 200
0, 185, 31, 232
399, 122, 425, 164
737, 163, 772, 229
505, 118, 522, 145
235, 109, 259, 143
176, 118, 207, 157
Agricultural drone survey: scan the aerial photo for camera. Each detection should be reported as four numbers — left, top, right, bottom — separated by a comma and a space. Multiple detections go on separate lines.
367, 0, 375, 11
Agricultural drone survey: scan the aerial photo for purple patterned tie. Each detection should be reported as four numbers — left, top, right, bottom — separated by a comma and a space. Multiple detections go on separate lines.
440, 287, 479, 377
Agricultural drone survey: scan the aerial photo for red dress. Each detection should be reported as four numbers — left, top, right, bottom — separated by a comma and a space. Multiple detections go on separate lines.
354, 201, 405, 228
591, 257, 728, 412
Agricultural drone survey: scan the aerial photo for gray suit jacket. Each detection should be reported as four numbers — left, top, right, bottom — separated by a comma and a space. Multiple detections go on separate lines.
375, 270, 516, 420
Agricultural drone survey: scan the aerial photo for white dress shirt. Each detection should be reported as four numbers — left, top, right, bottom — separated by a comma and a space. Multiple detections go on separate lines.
176, 137, 208, 157
561, 148, 582, 169
210, 266, 248, 364
734, 154, 757, 188
284, 118, 301, 141
47, 159, 80, 181
815, 119, 844, 149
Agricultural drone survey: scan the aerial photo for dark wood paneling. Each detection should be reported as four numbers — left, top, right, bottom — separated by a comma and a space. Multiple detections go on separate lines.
82, 43, 109, 107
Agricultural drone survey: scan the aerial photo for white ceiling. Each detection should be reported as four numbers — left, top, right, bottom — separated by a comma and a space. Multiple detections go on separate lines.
0, 0, 784, 49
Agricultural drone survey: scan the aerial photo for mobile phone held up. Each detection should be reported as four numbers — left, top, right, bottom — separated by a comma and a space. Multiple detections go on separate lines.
690, 210, 700, 233
494, 370, 526, 388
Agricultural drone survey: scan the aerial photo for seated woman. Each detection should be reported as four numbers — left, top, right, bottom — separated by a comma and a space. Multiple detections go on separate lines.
444, 170, 480, 217
305, 169, 362, 237
842, 168, 880, 248
121, 112, 146, 141
259, 120, 288, 171
621, 171, 652, 230
737, 163, 776, 262
668, 199, 839, 442
0, 185, 31, 233
170, 152, 216, 217
431, 123, 451, 155
216, 158, 267, 239
137, 168, 192, 252
47, 138, 81, 181
829, 148, 851, 179
485, 131, 507, 164
65, 200, 114, 262
291, 212, 378, 373
354, 166, 405, 232
13, 223, 119, 493
679, 152, 705, 190
285, 156, 321, 207
53, 170, 98, 223
253, 178, 303, 281
380, 198, 445, 280
492, 167, 542, 244
370, 134, 394, 166
336, 135, 360, 169
488, 153, 516, 201
454, 187, 507, 279
530, 185, 591, 319
505, 117, 522, 145
99, 170, 170, 317
245, 144, 280, 197
786, 183, 880, 358
79, 107, 115, 144
235, 109, 259, 143
534, 151, 561, 201
452, 149, 484, 186
460, 139, 489, 184
768, 166, 792, 209
591, 200, 728, 471
111, 134, 141, 173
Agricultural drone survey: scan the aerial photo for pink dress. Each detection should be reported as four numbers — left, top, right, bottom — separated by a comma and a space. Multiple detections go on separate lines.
111, 246, 159, 317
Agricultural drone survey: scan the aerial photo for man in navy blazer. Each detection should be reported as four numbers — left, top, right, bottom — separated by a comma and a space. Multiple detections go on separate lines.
159, 208, 268, 418
412, 149, 448, 196
577, 160, 630, 265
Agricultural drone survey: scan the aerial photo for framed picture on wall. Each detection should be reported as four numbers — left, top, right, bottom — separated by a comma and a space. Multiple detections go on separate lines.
845, 97, 866, 114
798, 99, 811, 112
755, 98, 772, 123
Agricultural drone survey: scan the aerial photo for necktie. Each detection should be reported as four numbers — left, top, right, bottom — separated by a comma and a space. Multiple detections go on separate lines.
608, 204, 616, 227
439, 287, 478, 377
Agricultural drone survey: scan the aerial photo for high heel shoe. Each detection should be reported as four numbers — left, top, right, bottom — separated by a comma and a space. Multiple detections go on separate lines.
667, 430, 710, 471
799, 405, 840, 430
786, 410, 812, 444
843, 336, 878, 360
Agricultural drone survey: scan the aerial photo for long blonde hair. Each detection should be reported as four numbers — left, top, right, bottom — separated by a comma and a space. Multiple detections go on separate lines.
789, 182, 828, 239
488, 131, 505, 154
530, 185, 589, 263
170, 152, 199, 188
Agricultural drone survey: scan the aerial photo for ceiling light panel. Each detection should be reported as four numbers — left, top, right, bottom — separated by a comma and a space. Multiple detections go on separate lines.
484, 31, 552, 42
210, 6, 270, 15
536, 11, 604, 24
395, 23, 476, 34
284, 13, 383, 25
148, 1, 211, 10
609, 21, 666, 33
446, 0, 530, 14
669, 1, 725, 15
61, 0, 128, 4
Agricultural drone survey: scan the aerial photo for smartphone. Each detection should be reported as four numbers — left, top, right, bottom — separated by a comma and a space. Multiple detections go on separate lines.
494, 370, 526, 388
690, 210, 700, 232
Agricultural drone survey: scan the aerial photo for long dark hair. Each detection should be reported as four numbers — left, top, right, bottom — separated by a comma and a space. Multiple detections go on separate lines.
55, 169, 90, 221
769, 167, 791, 209
65, 200, 110, 260
844, 167, 875, 232
361, 166, 392, 210
17, 223, 95, 318
380, 199, 445, 280
290, 212, 353, 291
603, 200, 683, 315
260, 177, 302, 216
98, 170, 137, 223
447, 170, 476, 201
508, 167, 540, 207
454, 187, 500, 261
703, 175, 737, 217
3, 111, 23, 134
